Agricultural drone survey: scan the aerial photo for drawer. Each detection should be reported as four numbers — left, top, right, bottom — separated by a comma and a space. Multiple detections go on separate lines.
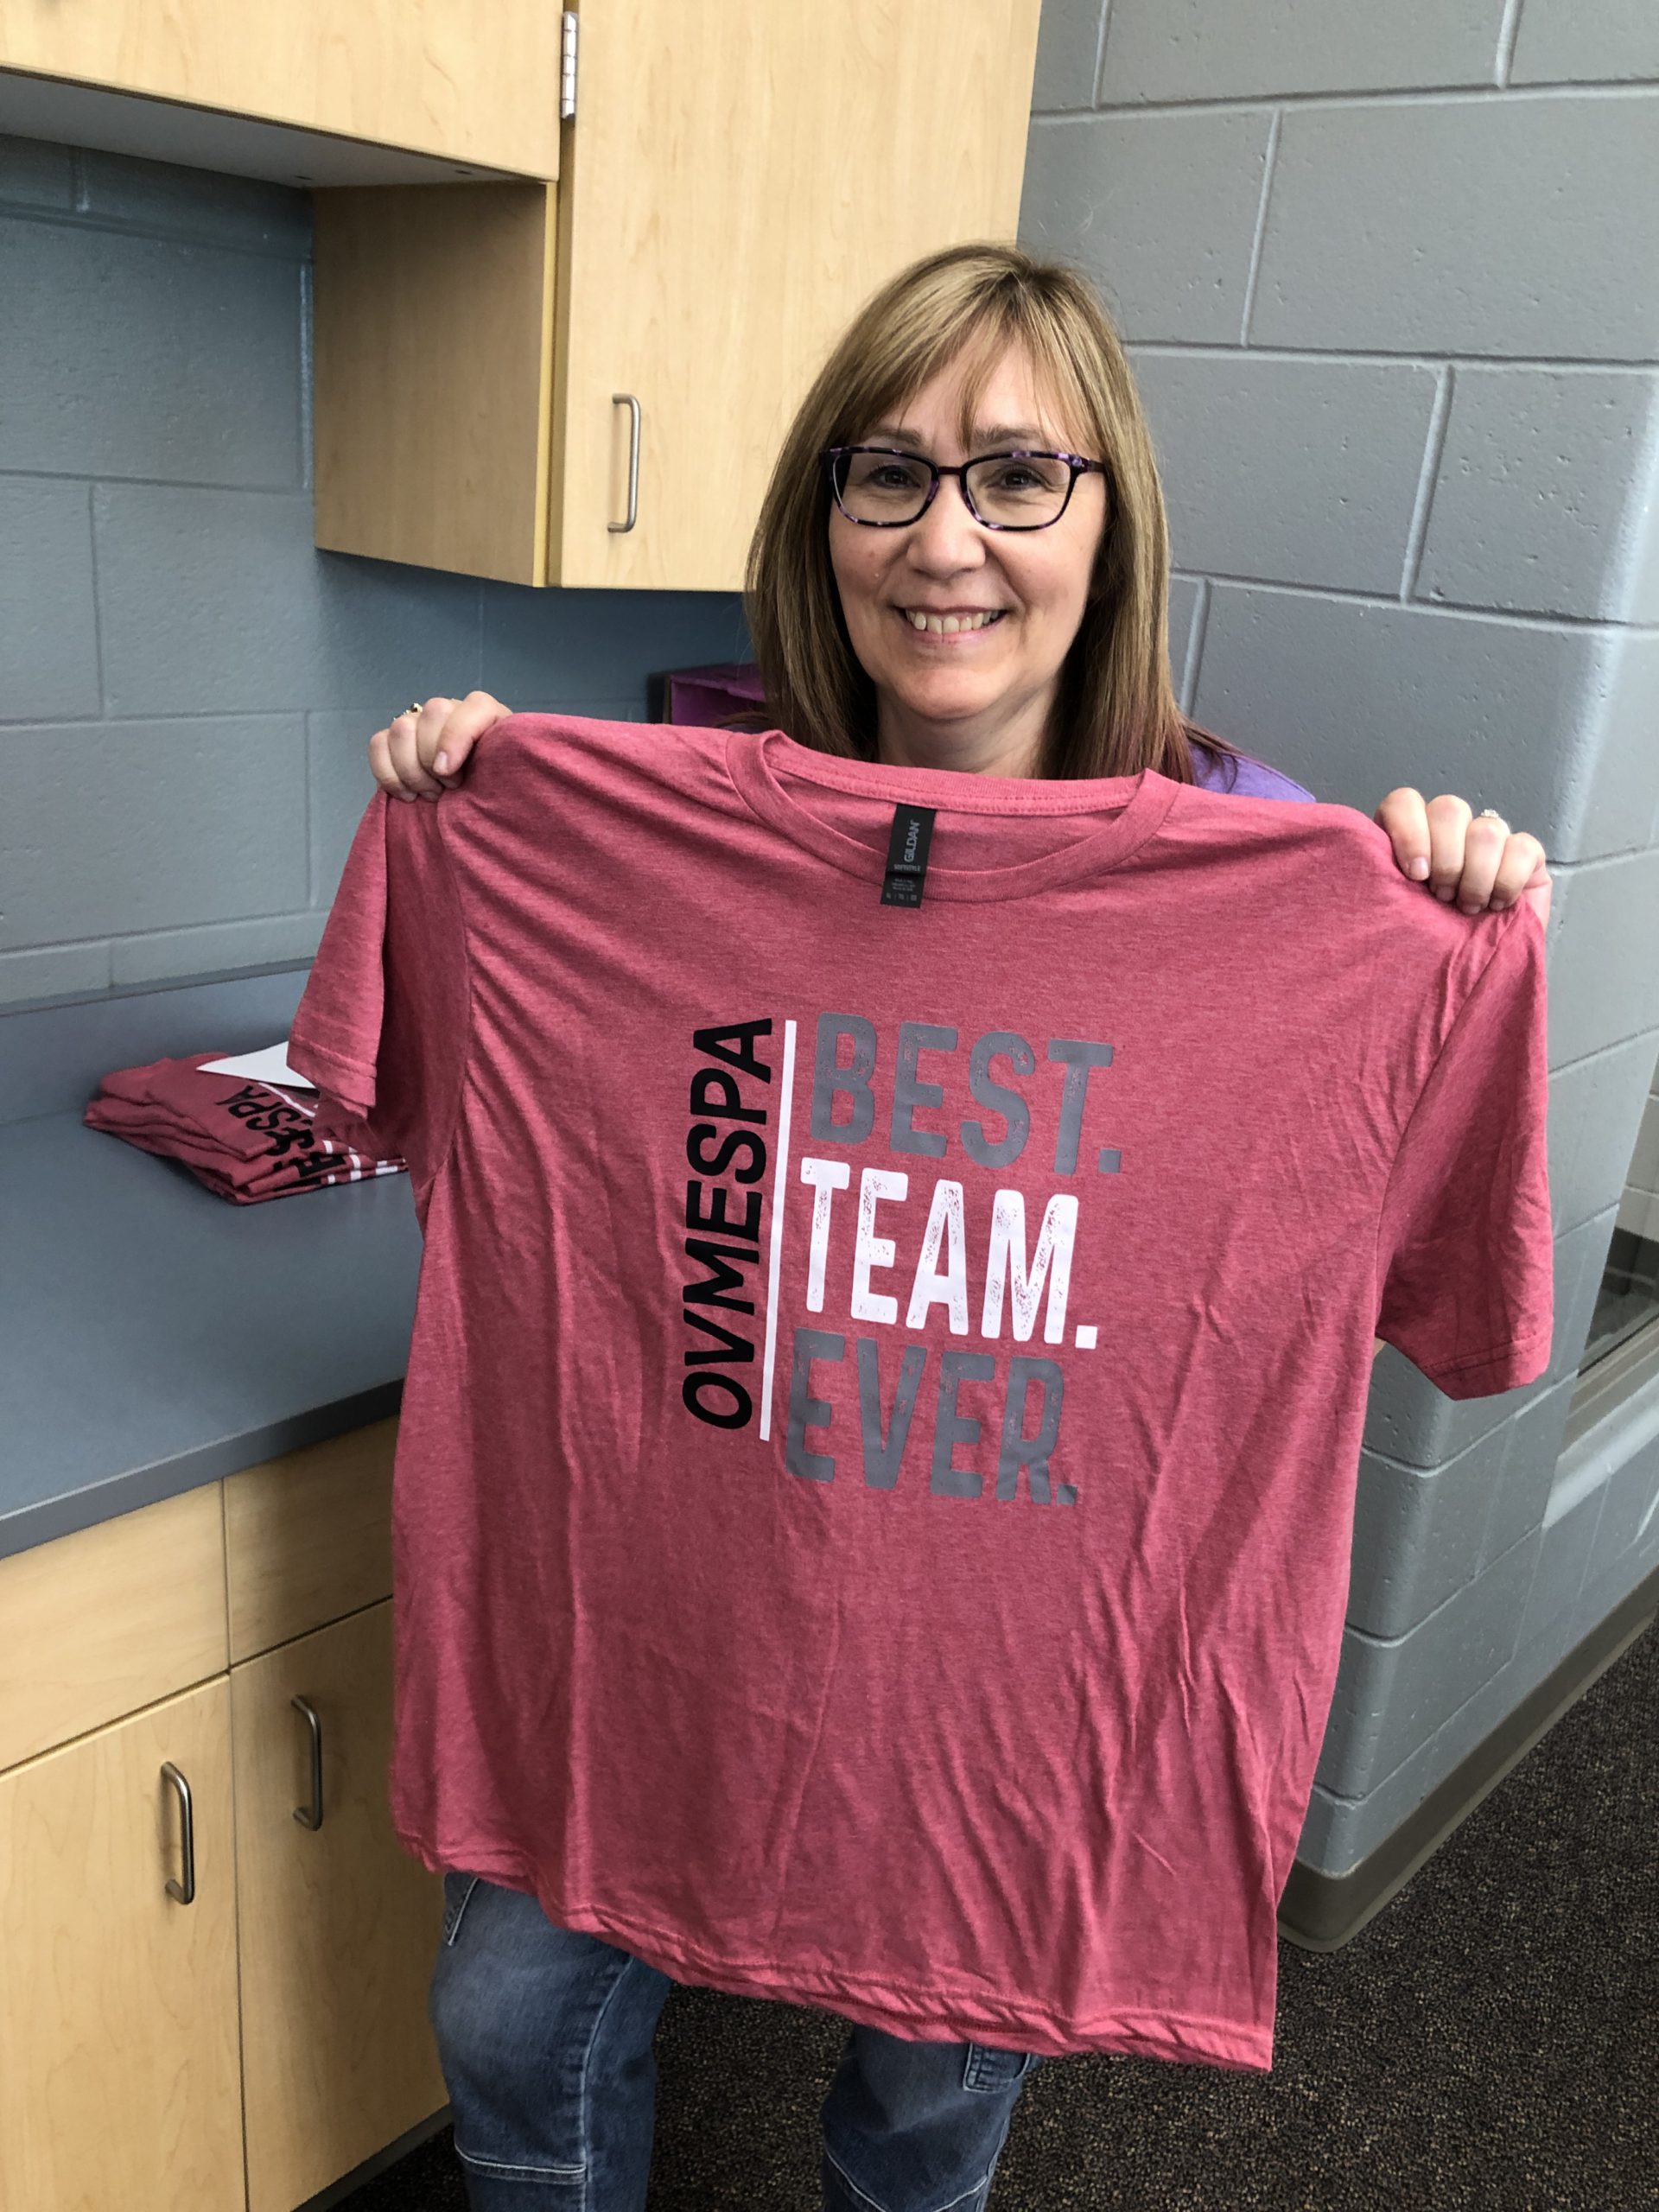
225, 1418, 397, 1660
0, 1483, 227, 1770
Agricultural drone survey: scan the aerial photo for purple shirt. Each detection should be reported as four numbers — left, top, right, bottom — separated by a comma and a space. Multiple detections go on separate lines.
663, 666, 1319, 806
1190, 739, 1316, 804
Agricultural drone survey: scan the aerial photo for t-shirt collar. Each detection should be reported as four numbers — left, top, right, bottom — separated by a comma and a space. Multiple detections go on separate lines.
725, 724, 1180, 902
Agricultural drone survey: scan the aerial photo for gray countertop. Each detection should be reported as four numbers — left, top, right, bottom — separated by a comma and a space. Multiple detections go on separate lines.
1, 1103, 421, 1560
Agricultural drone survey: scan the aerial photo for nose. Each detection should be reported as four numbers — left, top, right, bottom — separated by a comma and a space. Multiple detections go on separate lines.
904, 469, 988, 571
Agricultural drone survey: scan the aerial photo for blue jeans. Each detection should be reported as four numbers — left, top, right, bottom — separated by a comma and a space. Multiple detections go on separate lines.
428, 1869, 1043, 2211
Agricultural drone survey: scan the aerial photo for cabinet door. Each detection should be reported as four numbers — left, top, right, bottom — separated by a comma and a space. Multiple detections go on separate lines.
0, 1679, 244, 2212
232, 1600, 447, 2212
550, 0, 1041, 588
0, 0, 563, 178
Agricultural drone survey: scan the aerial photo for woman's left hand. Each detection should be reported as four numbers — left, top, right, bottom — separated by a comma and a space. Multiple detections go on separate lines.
1374, 788, 1552, 931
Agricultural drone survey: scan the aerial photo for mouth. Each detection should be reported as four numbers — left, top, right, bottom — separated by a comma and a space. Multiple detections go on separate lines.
892, 607, 1011, 641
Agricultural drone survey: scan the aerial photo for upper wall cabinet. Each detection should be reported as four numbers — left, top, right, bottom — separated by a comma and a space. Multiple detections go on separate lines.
312, 0, 1043, 590
0, 0, 563, 178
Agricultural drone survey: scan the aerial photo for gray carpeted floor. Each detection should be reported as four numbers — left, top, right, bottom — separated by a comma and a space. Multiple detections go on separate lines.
340, 1616, 1656, 2211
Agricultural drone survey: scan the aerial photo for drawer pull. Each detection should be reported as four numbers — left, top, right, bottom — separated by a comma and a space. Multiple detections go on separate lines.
292, 1694, 325, 1831
609, 393, 640, 532
160, 1760, 195, 1905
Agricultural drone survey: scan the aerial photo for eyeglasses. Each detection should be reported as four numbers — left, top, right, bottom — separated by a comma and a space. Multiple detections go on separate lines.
823, 444, 1108, 531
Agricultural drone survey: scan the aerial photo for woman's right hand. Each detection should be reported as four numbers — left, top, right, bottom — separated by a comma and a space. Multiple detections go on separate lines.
369, 691, 514, 801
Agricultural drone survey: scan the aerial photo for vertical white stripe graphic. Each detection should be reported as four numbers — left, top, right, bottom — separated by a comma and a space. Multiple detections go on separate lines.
759, 1018, 797, 1442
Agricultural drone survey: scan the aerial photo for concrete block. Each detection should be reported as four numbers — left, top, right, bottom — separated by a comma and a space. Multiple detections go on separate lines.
1542, 849, 1659, 1067
93, 486, 483, 714
1128, 348, 1438, 593
1349, 1420, 1509, 1639
1418, 368, 1659, 621
1298, 1569, 1585, 1872
1545, 1034, 1659, 1239
1099, 0, 1505, 103
73, 146, 310, 256
1630, 1092, 1659, 1194
112, 910, 327, 988
1542, 1205, 1618, 1389
1193, 582, 1592, 848
1581, 1402, 1659, 1584
0, 132, 73, 211
1318, 1524, 1540, 1794
0, 942, 111, 1010
1567, 632, 1659, 866
0, 479, 99, 720
1521, 1473, 1605, 1647
480, 584, 750, 714
308, 709, 386, 910
1019, 109, 1274, 342
1511, 0, 1659, 84
0, 215, 303, 486
1367, 1325, 1561, 1473
0, 717, 307, 950
1482, 1372, 1577, 1567
1252, 96, 1659, 359
1031, 0, 1106, 111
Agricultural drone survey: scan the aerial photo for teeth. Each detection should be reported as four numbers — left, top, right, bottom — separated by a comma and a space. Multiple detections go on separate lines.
904, 609, 1003, 634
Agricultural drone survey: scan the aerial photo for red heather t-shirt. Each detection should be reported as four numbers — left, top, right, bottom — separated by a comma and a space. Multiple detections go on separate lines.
288, 713, 1553, 2074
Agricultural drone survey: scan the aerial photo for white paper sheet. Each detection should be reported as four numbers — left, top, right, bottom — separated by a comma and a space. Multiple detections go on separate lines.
198, 1039, 316, 1090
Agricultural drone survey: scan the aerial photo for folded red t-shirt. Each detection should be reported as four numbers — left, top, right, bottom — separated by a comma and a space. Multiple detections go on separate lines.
84, 1051, 405, 1203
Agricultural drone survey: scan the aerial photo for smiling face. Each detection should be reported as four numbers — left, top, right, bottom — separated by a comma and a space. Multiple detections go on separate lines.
826, 338, 1109, 776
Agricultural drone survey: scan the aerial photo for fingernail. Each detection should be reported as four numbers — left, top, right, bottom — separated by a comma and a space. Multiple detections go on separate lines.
1459, 899, 1483, 914
1491, 896, 1510, 911
1408, 856, 1429, 880
435, 751, 450, 773
1434, 884, 1455, 900
397, 790, 418, 803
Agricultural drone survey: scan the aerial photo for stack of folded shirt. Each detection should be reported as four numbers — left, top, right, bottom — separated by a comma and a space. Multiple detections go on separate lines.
84, 1051, 406, 1205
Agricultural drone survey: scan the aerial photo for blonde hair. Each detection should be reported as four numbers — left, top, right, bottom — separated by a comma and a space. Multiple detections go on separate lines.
742, 240, 1249, 786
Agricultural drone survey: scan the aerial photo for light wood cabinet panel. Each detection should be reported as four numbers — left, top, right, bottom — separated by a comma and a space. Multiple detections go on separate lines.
550, 0, 1041, 590
0, 1678, 244, 2212
232, 1601, 446, 2212
224, 1416, 397, 1662
0, 0, 562, 178
311, 0, 1042, 589
0, 1482, 227, 1773
313, 185, 559, 586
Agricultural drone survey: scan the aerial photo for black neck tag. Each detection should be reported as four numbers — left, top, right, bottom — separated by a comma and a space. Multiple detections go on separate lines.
880, 803, 937, 907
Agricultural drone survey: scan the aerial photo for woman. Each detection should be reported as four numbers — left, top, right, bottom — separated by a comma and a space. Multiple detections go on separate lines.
364, 245, 1549, 2212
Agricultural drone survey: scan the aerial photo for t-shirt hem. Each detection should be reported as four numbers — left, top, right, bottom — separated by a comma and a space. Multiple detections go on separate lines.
286, 1022, 377, 1117
1414, 1319, 1554, 1397
404, 1833, 1273, 2074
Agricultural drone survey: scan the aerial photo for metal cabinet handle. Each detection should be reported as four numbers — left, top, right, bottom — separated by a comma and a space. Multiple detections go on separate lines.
161, 1760, 195, 1904
609, 393, 640, 532
292, 1694, 324, 1830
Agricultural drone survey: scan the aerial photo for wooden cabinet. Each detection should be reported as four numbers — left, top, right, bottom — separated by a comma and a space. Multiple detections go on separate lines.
0, 1679, 245, 2211
313, 0, 1043, 588
0, 1417, 444, 2212
233, 1604, 447, 2212
0, 0, 563, 179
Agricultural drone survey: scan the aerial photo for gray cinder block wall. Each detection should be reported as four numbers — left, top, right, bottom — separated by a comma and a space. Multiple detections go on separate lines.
0, 134, 749, 1010
1020, 0, 1659, 1892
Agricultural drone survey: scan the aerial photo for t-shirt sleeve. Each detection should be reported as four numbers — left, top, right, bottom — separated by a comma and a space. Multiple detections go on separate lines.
288, 790, 469, 1197
1373, 904, 1554, 1399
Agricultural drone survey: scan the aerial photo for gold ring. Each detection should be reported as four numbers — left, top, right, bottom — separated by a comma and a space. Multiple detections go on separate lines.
404, 701, 423, 717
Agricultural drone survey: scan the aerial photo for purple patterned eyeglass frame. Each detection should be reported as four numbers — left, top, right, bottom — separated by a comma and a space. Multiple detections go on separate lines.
822, 444, 1109, 531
